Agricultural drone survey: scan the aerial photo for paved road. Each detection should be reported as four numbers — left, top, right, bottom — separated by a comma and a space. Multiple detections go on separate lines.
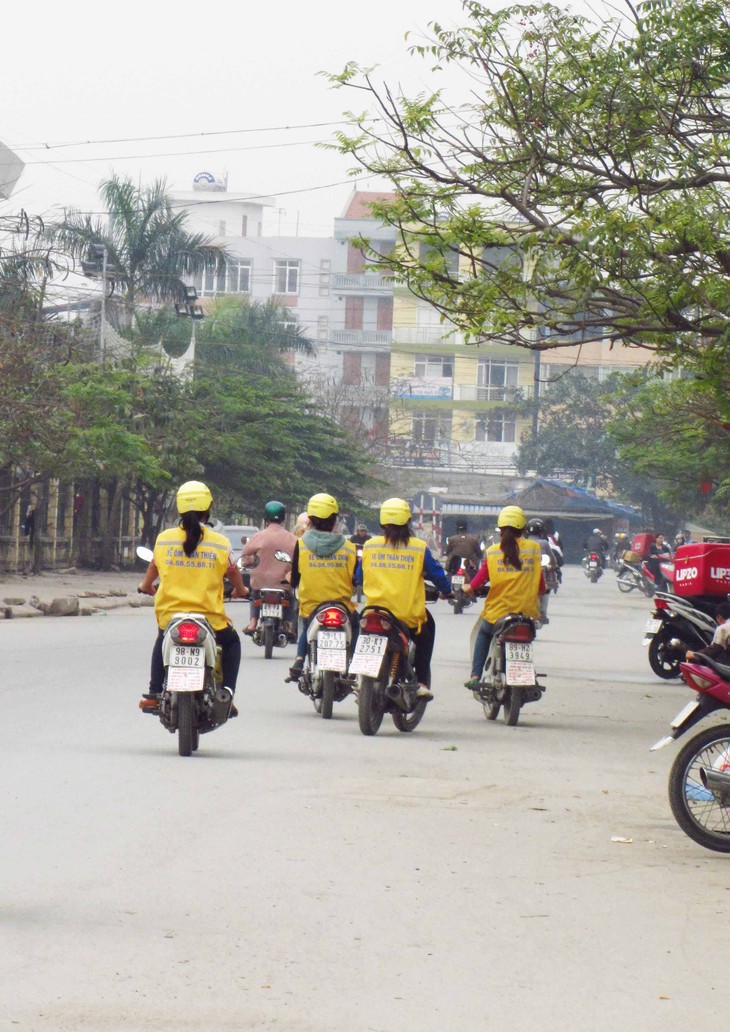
1, 567, 726, 1031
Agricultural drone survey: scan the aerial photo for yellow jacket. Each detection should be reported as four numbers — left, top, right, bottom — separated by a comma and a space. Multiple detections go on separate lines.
362, 535, 427, 630
481, 537, 542, 623
297, 538, 357, 619
153, 526, 232, 631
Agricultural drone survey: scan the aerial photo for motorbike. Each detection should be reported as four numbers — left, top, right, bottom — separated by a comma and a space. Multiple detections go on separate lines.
250, 586, 293, 659
468, 613, 546, 727
447, 558, 477, 614
582, 551, 604, 583
651, 654, 730, 852
616, 556, 655, 597
641, 557, 675, 594
643, 591, 716, 679
350, 584, 440, 736
136, 546, 234, 757
289, 599, 357, 718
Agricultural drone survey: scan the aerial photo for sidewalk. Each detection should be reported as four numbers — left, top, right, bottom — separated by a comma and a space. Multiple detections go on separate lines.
0, 567, 153, 619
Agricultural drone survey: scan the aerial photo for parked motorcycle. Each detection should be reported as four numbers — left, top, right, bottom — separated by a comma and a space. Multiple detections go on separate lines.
136, 547, 234, 757
290, 599, 357, 718
616, 557, 655, 597
350, 585, 440, 736
643, 591, 716, 679
651, 654, 730, 851
641, 557, 675, 594
582, 551, 604, 583
468, 613, 545, 726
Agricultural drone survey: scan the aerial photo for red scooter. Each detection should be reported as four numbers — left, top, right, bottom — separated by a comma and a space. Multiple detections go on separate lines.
641, 556, 675, 595
652, 654, 730, 851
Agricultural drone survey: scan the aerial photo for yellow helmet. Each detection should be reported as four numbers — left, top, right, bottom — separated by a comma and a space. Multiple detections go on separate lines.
497, 504, 526, 530
380, 497, 411, 526
307, 493, 339, 519
176, 480, 213, 514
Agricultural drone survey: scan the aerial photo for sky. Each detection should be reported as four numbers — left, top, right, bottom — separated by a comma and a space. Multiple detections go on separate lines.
2, 0, 624, 239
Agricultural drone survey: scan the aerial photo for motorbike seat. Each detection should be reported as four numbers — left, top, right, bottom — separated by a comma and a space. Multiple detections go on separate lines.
692, 654, 730, 680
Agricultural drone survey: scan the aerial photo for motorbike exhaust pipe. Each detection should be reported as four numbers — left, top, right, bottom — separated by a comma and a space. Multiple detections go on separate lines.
699, 767, 730, 806
385, 683, 411, 711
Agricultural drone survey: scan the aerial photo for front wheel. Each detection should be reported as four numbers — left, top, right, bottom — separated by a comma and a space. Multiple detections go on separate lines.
358, 674, 385, 736
648, 630, 682, 679
321, 670, 335, 720
177, 694, 196, 757
264, 622, 274, 659
392, 697, 427, 733
503, 687, 522, 726
617, 574, 635, 594
668, 726, 730, 852
484, 700, 501, 721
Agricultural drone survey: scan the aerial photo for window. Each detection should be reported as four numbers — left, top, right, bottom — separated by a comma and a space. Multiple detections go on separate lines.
412, 410, 452, 444
274, 259, 300, 295
477, 359, 519, 400
194, 260, 251, 296
475, 410, 516, 443
414, 354, 453, 379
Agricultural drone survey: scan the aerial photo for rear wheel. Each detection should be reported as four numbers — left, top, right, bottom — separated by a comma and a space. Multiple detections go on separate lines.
590, 570, 598, 584
264, 623, 274, 659
358, 674, 385, 736
668, 726, 730, 852
178, 694, 195, 757
503, 687, 522, 726
617, 574, 635, 593
392, 697, 427, 732
321, 671, 335, 720
648, 630, 682, 679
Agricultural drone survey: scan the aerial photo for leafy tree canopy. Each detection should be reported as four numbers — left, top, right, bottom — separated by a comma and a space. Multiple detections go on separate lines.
328, 0, 730, 366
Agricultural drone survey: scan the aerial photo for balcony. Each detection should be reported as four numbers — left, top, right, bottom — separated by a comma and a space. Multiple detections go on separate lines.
393, 325, 463, 346
332, 273, 393, 295
331, 330, 391, 349
453, 384, 534, 401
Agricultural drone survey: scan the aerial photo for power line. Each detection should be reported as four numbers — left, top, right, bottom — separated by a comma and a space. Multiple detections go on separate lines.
21, 139, 324, 166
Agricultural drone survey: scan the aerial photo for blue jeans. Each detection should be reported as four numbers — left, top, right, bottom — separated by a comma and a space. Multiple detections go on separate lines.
471, 619, 495, 679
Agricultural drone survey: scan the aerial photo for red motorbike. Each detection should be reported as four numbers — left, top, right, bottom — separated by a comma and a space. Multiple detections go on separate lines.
641, 556, 675, 595
652, 654, 730, 851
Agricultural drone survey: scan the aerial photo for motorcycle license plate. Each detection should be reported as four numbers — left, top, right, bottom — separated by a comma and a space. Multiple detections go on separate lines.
349, 634, 387, 677
643, 618, 662, 645
452, 576, 465, 587
261, 604, 282, 617
167, 646, 204, 692
317, 630, 347, 672
651, 700, 700, 751
505, 642, 535, 685
589, 561, 598, 568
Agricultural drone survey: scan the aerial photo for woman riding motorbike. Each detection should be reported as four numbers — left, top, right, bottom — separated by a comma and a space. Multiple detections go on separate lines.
137, 481, 248, 713
361, 497, 451, 701
462, 505, 544, 689
287, 492, 359, 681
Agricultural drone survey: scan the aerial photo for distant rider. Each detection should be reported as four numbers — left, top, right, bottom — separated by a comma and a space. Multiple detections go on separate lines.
137, 481, 248, 714
287, 493, 359, 681
525, 518, 556, 625
462, 505, 545, 689
241, 501, 298, 638
443, 518, 482, 577
584, 527, 609, 566
361, 498, 451, 701
647, 532, 673, 593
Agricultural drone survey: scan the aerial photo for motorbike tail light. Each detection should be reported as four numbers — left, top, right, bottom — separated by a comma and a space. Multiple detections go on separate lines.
590, 553, 600, 561
174, 620, 204, 645
683, 668, 715, 692
361, 611, 390, 634
654, 598, 669, 611
502, 624, 534, 643
316, 607, 346, 628
262, 591, 283, 605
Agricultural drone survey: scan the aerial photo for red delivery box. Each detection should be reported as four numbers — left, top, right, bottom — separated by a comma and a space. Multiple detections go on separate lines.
673, 542, 730, 597
631, 533, 654, 559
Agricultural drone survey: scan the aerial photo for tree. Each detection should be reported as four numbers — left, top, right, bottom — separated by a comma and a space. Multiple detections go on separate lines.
47, 175, 227, 330
328, 0, 730, 366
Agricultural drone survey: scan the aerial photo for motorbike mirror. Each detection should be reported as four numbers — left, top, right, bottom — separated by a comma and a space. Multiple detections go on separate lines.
274, 550, 292, 563
136, 545, 154, 563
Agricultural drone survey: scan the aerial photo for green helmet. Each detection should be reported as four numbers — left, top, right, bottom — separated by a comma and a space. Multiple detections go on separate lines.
264, 500, 286, 524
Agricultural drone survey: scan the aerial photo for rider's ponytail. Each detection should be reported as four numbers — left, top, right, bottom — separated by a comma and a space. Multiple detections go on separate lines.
500, 526, 523, 571
180, 509, 208, 557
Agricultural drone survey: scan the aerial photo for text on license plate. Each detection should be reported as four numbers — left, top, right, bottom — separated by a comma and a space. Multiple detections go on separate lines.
318, 630, 346, 650
589, 561, 597, 568
505, 642, 533, 662
262, 604, 282, 617
452, 576, 465, 587
644, 618, 662, 635
349, 634, 388, 677
170, 645, 203, 667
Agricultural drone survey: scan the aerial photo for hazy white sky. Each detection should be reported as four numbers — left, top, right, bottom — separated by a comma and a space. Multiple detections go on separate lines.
2, 0, 623, 238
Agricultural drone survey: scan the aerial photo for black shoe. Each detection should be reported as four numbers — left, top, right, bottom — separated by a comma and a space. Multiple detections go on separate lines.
285, 658, 305, 684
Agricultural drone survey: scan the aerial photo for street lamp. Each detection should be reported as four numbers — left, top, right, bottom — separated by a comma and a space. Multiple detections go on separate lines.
175, 285, 204, 373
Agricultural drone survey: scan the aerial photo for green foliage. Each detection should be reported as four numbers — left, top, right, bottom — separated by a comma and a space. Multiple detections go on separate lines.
328, 0, 730, 365
195, 295, 316, 376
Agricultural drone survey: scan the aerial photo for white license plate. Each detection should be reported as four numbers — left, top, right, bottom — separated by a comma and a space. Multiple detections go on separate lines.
349, 634, 388, 676
505, 661, 536, 686
452, 576, 465, 587
262, 603, 282, 617
506, 642, 533, 663
589, 561, 598, 568
318, 648, 348, 672
318, 630, 346, 649
170, 645, 203, 667
643, 618, 662, 645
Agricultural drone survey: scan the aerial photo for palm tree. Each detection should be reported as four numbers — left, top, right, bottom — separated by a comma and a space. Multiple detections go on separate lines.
48, 175, 227, 330
194, 296, 316, 376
